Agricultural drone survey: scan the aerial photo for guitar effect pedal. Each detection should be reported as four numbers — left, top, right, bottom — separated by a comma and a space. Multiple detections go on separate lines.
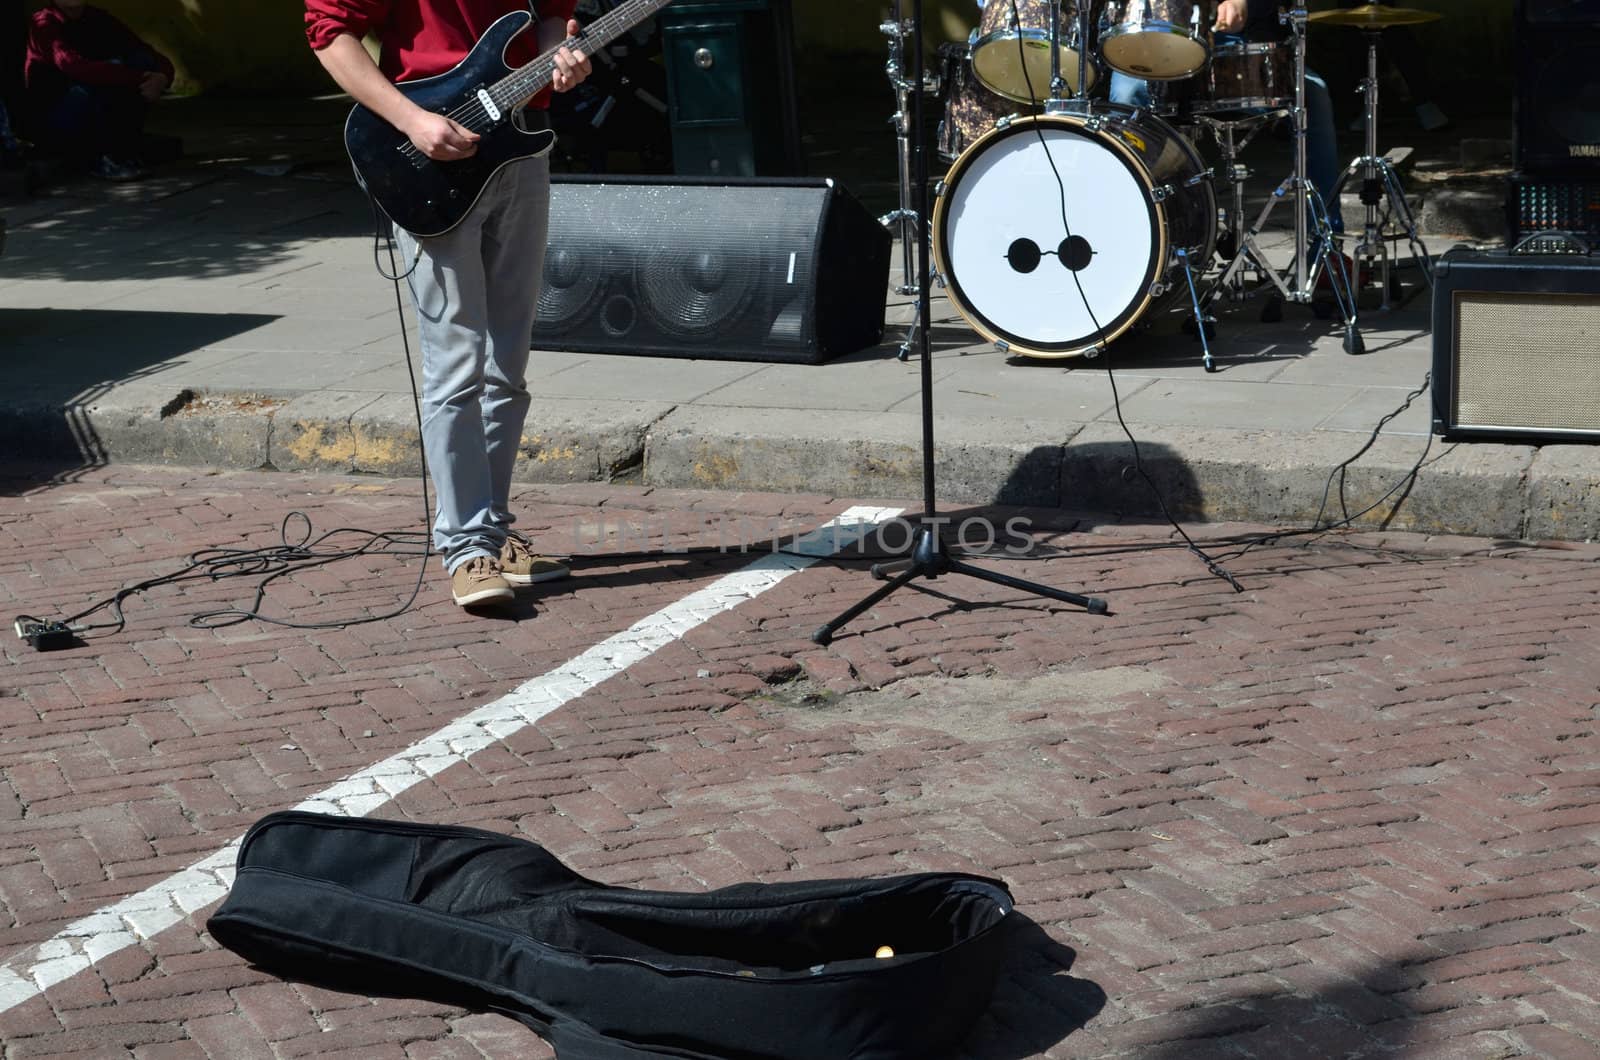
13, 617, 76, 651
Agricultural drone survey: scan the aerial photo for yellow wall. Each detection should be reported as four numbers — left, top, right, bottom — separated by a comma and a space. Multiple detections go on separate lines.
65, 0, 1510, 97
793, 1, 979, 56
795, 0, 1513, 95
87, 0, 983, 93
50, 0, 324, 95
794, 0, 1505, 52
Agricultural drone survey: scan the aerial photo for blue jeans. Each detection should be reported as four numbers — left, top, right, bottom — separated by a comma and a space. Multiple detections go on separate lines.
44, 83, 146, 159
41, 52, 163, 160
392, 150, 553, 574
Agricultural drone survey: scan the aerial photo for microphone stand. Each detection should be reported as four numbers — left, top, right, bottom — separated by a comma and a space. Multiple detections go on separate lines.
812, 0, 1108, 647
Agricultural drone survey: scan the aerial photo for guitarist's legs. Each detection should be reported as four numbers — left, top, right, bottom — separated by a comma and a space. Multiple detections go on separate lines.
480, 153, 552, 532
396, 201, 502, 576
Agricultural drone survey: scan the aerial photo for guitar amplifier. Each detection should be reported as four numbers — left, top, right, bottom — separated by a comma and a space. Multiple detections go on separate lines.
533, 175, 889, 364
1432, 247, 1600, 441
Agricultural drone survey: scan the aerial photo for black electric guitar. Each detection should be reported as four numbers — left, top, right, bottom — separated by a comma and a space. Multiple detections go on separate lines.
346, 0, 673, 237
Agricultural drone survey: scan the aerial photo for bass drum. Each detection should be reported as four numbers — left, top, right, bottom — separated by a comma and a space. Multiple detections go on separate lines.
932, 107, 1216, 359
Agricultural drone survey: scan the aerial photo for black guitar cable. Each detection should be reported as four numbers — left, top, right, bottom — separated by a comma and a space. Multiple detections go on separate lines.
11, 197, 438, 650
1002, 1, 1244, 591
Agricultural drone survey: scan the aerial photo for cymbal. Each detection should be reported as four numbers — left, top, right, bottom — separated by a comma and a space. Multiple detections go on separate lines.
1308, 4, 1443, 28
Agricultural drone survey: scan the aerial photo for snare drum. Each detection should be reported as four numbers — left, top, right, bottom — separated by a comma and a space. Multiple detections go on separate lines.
970, 0, 1100, 104
937, 43, 1023, 164
1099, 0, 1211, 80
1191, 41, 1291, 116
932, 105, 1216, 358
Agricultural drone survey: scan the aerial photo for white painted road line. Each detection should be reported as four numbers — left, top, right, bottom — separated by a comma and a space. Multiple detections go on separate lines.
0, 505, 901, 1017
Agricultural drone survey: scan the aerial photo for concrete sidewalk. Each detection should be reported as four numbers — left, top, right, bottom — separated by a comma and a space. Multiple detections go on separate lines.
2, 95, 1593, 543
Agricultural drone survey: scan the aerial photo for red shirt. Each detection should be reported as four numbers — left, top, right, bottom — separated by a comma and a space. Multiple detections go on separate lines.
304, 0, 578, 108
25, 5, 175, 106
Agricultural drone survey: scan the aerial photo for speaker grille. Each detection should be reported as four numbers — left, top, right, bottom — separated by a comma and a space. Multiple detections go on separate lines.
538, 245, 607, 330
637, 242, 762, 338
531, 177, 890, 364
1454, 291, 1600, 433
1514, 4, 1600, 174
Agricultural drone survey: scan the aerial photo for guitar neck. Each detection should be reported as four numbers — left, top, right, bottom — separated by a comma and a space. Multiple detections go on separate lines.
490, 0, 675, 109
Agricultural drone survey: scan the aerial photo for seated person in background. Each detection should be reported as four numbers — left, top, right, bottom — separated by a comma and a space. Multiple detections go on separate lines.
0, 98, 22, 167
24, 0, 172, 181
2, 0, 26, 167
1110, 0, 1343, 238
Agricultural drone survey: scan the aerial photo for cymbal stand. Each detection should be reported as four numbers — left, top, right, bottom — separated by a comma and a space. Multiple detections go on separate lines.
880, 2, 941, 361
1206, 7, 1362, 354
1328, 26, 1433, 310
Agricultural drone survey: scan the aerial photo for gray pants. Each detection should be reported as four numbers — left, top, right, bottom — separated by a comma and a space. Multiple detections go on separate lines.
394, 150, 551, 574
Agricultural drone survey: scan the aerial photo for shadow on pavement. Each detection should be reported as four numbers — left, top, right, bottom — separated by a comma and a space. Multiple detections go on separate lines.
1, 93, 370, 285
0, 307, 279, 492
1131, 945, 1529, 1059
1060, 439, 1209, 526
0, 172, 371, 282
960, 913, 1107, 1059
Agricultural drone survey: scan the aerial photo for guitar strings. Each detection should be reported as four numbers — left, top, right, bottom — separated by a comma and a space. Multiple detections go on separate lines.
403, 2, 651, 152
397, 53, 556, 159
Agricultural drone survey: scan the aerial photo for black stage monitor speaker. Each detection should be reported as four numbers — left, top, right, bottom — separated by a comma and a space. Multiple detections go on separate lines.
1514, 0, 1600, 175
532, 175, 890, 365
1432, 247, 1600, 442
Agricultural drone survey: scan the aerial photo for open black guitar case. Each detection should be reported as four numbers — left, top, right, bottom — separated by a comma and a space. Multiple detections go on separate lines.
207, 812, 1016, 1059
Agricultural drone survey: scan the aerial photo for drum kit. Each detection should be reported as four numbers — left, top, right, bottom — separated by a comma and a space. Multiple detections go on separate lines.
878, 1, 1444, 369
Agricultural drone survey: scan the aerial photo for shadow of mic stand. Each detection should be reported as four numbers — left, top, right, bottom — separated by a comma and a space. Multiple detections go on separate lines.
811, 0, 1109, 647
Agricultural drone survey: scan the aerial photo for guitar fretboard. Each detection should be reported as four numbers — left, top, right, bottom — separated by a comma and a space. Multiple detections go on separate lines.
490, 0, 675, 112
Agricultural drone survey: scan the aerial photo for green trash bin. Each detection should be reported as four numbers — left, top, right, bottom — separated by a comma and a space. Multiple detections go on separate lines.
659, 0, 802, 177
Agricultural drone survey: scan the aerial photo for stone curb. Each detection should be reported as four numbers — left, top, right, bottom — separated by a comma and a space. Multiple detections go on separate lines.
5, 385, 1589, 543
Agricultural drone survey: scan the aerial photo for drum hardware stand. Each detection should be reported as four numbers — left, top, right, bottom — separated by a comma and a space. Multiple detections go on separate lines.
880, 1, 943, 361
1176, 247, 1217, 371
1066, 0, 1094, 105
1206, 7, 1363, 355
814, 0, 1108, 647
1196, 110, 1285, 300
1327, 25, 1433, 311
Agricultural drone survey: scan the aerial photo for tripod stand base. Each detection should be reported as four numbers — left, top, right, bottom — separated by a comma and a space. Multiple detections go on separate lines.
811, 527, 1109, 646
1344, 322, 1365, 355
1330, 156, 1433, 311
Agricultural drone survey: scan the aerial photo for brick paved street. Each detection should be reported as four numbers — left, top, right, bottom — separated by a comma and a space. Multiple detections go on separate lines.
2, 463, 1599, 1059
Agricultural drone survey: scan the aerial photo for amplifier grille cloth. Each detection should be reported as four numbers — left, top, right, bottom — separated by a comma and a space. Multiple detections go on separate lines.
1454, 292, 1600, 430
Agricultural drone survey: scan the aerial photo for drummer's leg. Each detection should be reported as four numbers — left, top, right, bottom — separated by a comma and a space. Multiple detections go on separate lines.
1109, 72, 1151, 108
1304, 68, 1344, 234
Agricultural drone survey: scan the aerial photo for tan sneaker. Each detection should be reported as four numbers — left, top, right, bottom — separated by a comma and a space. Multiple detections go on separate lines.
450, 556, 514, 607
501, 536, 570, 586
